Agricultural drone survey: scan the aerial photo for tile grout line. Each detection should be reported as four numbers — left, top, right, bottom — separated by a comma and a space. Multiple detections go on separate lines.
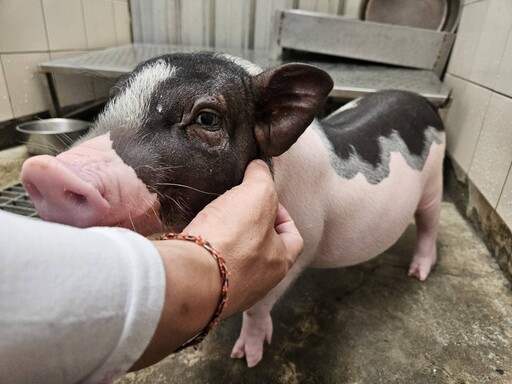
112, 0, 119, 47
492, 7, 512, 211
452, 75, 493, 193
448, 73, 512, 100
39, 0, 51, 53
496, 158, 512, 212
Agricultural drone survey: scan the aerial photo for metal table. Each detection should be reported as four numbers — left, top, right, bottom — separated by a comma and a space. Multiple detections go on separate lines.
39, 44, 451, 116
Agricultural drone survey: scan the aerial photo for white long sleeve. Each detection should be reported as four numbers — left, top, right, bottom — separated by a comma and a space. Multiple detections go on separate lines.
0, 210, 165, 384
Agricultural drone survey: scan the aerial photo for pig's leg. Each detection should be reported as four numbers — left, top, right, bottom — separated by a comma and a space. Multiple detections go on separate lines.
408, 179, 442, 281
230, 260, 308, 367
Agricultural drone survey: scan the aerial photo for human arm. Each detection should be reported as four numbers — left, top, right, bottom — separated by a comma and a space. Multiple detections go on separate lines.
0, 211, 165, 384
0, 160, 302, 383
131, 159, 303, 370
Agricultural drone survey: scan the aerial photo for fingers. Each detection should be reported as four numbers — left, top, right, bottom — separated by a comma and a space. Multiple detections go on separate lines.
187, 159, 275, 231
244, 163, 303, 266
237, 160, 277, 214
238, 160, 277, 209
274, 203, 304, 265
182, 159, 302, 319
274, 203, 294, 231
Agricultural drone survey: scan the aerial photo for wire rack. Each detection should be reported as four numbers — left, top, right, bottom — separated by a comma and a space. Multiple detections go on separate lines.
0, 183, 38, 217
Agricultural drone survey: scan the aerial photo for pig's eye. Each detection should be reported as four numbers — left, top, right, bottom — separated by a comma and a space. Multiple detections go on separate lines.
194, 112, 219, 129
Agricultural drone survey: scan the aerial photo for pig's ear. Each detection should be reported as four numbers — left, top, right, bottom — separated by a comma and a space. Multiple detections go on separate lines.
253, 63, 333, 157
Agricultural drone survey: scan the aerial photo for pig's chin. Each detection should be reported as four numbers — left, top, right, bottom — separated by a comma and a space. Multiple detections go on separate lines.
114, 200, 166, 237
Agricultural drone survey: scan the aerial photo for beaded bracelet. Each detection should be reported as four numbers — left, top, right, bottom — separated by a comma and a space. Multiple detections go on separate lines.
159, 232, 229, 352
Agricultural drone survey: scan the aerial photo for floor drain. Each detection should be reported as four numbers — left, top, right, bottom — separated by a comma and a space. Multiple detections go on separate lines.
0, 184, 38, 217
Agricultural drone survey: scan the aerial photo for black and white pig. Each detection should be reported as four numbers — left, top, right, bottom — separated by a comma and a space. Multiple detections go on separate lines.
21, 52, 445, 367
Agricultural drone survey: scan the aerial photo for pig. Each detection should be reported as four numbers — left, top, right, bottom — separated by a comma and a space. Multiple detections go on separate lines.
20, 52, 445, 367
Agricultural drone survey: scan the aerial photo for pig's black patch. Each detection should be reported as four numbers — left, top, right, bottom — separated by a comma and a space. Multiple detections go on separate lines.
319, 90, 444, 184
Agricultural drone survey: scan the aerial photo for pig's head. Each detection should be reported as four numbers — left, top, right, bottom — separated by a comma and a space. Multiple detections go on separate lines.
21, 52, 333, 235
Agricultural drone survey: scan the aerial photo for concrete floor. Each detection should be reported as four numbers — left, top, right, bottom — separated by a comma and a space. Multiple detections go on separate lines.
118, 200, 512, 383
0, 145, 28, 190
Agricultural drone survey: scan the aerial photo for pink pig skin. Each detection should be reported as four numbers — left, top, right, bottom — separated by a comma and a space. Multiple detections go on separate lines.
20, 53, 445, 368
230, 122, 444, 366
21, 110, 444, 368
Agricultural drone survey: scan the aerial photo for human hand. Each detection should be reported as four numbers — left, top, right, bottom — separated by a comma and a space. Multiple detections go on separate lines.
184, 159, 304, 318
133, 160, 302, 370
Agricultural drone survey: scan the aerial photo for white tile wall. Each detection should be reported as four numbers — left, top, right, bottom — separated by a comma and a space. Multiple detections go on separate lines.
447, 0, 489, 80
83, 0, 118, 49
0, 0, 130, 123
42, 0, 88, 51
469, 0, 512, 89
444, 74, 492, 174
0, 61, 14, 122
497, 166, 512, 230
0, 0, 49, 52
495, 26, 512, 98
114, 1, 132, 46
468, 93, 512, 208
445, 0, 512, 233
1, 53, 51, 118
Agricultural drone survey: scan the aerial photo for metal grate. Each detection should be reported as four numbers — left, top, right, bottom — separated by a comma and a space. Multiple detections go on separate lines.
0, 184, 38, 217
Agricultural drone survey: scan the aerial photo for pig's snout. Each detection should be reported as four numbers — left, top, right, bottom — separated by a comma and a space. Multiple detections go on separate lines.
21, 155, 110, 227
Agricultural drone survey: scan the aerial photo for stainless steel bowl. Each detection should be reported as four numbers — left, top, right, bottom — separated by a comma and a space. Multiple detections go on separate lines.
16, 118, 91, 155
359, 0, 462, 33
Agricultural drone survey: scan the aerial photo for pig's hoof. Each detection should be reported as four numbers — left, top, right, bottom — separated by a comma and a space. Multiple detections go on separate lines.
230, 311, 273, 368
230, 338, 266, 368
408, 253, 436, 281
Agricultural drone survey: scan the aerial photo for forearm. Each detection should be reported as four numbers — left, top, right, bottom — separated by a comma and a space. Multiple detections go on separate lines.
130, 240, 221, 371
0, 212, 165, 384
131, 160, 303, 371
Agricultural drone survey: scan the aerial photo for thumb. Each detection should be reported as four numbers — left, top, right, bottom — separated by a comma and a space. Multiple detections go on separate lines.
240, 159, 273, 185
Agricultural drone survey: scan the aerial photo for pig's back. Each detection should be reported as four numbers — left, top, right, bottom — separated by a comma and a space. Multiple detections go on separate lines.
320, 90, 444, 185
273, 91, 445, 268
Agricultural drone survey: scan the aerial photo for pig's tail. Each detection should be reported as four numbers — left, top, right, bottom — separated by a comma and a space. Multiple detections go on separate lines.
159, 232, 229, 352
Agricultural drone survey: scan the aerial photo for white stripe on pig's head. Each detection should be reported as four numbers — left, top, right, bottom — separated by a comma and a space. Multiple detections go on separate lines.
34, 52, 332, 233
89, 59, 178, 139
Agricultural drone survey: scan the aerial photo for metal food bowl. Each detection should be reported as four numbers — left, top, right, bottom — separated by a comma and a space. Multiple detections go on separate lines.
359, 0, 462, 33
16, 118, 90, 155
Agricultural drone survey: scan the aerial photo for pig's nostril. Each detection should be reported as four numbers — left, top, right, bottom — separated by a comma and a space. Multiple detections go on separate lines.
25, 182, 43, 202
65, 190, 87, 206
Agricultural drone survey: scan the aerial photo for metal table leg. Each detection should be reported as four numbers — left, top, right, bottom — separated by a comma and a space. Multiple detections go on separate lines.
44, 72, 62, 117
